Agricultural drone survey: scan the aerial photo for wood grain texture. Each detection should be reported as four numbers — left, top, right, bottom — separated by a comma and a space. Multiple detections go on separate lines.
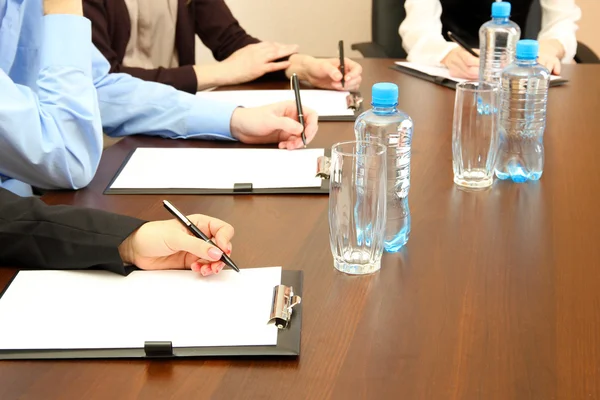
1, 59, 599, 399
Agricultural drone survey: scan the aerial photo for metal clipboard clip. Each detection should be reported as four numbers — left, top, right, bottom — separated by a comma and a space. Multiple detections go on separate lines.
268, 285, 301, 329
316, 155, 331, 179
346, 92, 364, 111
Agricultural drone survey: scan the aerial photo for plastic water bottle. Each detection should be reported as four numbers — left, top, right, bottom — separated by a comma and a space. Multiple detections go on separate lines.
355, 83, 413, 253
495, 40, 550, 182
479, 1, 521, 85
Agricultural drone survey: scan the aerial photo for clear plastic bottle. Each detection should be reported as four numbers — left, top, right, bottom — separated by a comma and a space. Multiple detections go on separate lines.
355, 83, 413, 253
495, 39, 550, 182
479, 1, 521, 85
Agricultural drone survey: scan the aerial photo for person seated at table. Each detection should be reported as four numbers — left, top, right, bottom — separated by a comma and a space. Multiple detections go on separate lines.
82, 0, 363, 93
0, 188, 231, 276
0, 0, 318, 198
399, 0, 581, 79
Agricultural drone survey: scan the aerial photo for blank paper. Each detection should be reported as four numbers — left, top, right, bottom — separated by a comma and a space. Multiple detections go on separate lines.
110, 148, 324, 190
0, 267, 282, 350
395, 61, 563, 83
196, 89, 355, 117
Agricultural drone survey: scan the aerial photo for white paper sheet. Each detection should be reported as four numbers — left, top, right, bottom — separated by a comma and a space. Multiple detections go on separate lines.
110, 148, 324, 190
0, 267, 283, 350
395, 61, 563, 83
196, 89, 355, 117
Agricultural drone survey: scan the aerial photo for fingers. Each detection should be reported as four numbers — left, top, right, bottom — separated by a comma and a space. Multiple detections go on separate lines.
325, 61, 343, 82
188, 214, 235, 251
344, 58, 363, 80
539, 55, 561, 75
445, 48, 479, 79
192, 261, 225, 276
302, 106, 318, 143
262, 42, 299, 62
457, 49, 480, 68
167, 233, 224, 265
263, 60, 292, 73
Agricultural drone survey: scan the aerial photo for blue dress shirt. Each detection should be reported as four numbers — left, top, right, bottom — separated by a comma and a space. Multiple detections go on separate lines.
0, 1, 238, 196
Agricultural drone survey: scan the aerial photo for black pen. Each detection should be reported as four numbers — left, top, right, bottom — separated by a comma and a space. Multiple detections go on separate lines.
163, 200, 240, 273
290, 73, 306, 148
338, 40, 345, 88
448, 31, 479, 58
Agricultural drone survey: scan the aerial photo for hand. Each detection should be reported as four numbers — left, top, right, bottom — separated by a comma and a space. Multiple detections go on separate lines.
195, 42, 298, 90
538, 39, 564, 75
43, 0, 83, 15
230, 101, 318, 149
287, 55, 363, 91
441, 47, 480, 80
118, 215, 235, 276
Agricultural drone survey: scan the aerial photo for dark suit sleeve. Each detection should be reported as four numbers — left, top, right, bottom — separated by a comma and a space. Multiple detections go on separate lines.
0, 189, 146, 275
83, 0, 199, 94
193, 0, 288, 81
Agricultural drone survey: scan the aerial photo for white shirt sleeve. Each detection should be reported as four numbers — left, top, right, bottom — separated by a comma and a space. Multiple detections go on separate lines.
538, 0, 581, 62
398, 0, 458, 66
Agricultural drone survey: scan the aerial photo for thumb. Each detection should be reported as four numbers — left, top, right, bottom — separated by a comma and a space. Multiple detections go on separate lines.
324, 62, 343, 81
167, 233, 224, 262
269, 115, 304, 135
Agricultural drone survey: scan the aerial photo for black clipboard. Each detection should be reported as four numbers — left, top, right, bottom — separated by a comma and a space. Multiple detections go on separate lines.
318, 91, 364, 121
0, 270, 303, 360
103, 148, 331, 195
390, 63, 569, 89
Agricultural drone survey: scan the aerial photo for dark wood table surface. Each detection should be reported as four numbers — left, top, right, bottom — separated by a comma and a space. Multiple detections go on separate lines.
1, 59, 599, 399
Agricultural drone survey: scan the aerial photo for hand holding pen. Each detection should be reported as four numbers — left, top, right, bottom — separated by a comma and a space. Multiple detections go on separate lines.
163, 200, 240, 274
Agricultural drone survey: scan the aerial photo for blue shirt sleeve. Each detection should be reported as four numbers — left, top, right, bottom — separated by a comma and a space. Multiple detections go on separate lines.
91, 47, 239, 140
0, 15, 102, 190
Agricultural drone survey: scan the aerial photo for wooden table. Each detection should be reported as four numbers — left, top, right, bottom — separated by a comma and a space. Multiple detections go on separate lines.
2, 59, 600, 399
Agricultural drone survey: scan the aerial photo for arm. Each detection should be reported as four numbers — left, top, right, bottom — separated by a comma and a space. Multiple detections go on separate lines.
538, 0, 582, 62
0, 14, 102, 190
83, 0, 199, 94
0, 189, 144, 274
399, 0, 458, 65
91, 46, 239, 140
192, 0, 259, 61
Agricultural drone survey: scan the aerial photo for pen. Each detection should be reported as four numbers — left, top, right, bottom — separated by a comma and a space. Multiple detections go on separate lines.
291, 73, 306, 148
447, 31, 480, 58
338, 40, 345, 88
163, 200, 240, 273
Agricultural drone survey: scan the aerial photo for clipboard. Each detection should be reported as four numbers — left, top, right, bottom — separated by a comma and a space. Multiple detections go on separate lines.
319, 91, 364, 121
195, 89, 364, 121
391, 63, 569, 89
103, 148, 331, 195
0, 270, 303, 360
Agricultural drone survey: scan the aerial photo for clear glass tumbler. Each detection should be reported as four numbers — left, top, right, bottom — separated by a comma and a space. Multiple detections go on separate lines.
452, 81, 500, 189
328, 140, 387, 275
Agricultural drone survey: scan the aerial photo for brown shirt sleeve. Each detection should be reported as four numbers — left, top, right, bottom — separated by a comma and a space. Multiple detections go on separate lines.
191, 0, 288, 81
83, 0, 199, 94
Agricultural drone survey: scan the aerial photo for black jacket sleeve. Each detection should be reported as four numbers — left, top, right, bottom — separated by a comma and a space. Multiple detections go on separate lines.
0, 189, 146, 275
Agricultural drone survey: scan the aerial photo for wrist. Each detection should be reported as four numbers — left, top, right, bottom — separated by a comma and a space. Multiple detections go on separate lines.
286, 54, 311, 80
118, 233, 136, 266
43, 0, 83, 15
229, 107, 246, 141
193, 64, 229, 91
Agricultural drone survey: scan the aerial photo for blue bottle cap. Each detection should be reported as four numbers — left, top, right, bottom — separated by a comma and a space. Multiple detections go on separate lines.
491, 1, 511, 18
516, 39, 539, 60
371, 82, 398, 107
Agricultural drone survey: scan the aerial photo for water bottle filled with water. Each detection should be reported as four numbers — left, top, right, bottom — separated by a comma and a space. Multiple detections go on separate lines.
496, 39, 550, 182
355, 83, 413, 253
479, 1, 521, 85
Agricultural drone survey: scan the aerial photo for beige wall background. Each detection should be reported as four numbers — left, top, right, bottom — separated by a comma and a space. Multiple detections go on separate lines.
197, 0, 599, 64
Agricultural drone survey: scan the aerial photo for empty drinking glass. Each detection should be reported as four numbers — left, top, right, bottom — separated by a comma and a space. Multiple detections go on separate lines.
328, 140, 387, 275
452, 81, 500, 189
